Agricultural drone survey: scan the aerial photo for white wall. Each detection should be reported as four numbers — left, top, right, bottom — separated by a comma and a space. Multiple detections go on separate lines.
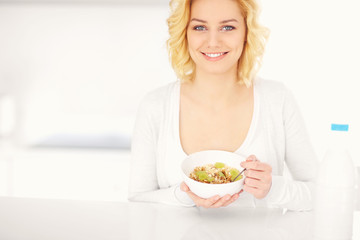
0, 3, 173, 144
259, 0, 360, 164
0, 1, 359, 164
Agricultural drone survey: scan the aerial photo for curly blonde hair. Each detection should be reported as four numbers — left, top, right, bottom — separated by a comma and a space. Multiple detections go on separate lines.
166, 0, 269, 87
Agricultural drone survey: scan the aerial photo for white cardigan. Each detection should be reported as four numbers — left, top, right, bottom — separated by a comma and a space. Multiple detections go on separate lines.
129, 78, 319, 211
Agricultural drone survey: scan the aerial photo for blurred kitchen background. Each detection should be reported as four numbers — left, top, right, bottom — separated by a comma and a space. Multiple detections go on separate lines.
0, 0, 359, 202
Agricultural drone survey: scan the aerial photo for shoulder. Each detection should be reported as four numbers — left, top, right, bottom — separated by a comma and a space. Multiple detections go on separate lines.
254, 77, 287, 94
137, 81, 178, 116
254, 77, 292, 105
254, 77, 301, 120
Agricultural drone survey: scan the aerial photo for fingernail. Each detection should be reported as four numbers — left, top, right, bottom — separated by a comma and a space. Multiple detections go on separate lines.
214, 196, 220, 201
224, 195, 230, 201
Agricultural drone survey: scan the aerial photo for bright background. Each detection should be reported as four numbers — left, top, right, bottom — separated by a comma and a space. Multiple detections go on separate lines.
0, 0, 359, 201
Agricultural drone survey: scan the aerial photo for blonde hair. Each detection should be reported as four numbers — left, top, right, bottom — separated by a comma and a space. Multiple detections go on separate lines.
166, 0, 269, 87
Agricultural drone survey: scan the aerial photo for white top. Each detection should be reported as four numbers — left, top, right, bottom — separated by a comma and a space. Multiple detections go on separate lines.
129, 78, 319, 211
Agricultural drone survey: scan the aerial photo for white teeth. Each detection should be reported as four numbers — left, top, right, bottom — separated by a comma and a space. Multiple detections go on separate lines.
204, 52, 225, 58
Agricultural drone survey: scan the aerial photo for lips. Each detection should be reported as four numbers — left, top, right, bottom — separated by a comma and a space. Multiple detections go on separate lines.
201, 51, 228, 61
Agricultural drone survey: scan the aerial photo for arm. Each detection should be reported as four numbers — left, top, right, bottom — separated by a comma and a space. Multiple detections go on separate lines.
128, 94, 194, 207
265, 87, 319, 211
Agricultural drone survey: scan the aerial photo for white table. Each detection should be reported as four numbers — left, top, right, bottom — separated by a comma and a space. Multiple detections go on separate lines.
1, 196, 359, 240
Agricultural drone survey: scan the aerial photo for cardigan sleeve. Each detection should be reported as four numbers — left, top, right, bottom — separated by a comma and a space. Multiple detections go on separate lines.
264, 85, 319, 211
128, 91, 195, 207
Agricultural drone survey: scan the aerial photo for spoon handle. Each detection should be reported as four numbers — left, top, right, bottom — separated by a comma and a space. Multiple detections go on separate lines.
232, 168, 246, 182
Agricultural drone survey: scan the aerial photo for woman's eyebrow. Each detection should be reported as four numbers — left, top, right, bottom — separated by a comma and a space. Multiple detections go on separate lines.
220, 19, 238, 24
190, 18, 239, 24
190, 18, 207, 23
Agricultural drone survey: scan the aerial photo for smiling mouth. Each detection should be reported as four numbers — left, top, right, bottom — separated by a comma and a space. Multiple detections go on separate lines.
201, 52, 229, 58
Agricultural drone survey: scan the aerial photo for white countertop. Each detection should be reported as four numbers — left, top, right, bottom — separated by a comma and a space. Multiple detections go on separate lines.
0, 146, 131, 201
0, 196, 359, 240
1, 145, 360, 240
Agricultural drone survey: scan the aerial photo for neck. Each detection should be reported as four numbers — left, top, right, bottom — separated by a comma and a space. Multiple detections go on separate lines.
189, 68, 244, 105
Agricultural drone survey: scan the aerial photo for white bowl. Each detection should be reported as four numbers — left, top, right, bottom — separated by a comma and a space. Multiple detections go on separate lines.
181, 150, 246, 199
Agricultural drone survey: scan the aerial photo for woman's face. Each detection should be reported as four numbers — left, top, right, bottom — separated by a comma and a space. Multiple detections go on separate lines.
187, 0, 247, 77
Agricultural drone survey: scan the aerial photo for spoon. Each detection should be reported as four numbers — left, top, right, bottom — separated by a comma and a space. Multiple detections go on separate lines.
232, 168, 246, 182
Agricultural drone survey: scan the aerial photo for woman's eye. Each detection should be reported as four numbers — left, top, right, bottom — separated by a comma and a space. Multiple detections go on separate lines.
193, 25, 206, 31
221, 26, 235, 31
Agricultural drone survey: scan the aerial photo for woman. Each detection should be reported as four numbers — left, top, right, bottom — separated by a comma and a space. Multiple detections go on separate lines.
129, 0, 318, 211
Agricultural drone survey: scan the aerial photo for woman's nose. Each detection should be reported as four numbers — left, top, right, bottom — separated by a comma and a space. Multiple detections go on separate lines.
207, 30, 221, 48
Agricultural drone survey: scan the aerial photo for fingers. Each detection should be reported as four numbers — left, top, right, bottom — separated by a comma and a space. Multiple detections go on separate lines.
180, 182, 244, 208
243, 168, 272, 199
240, 155, 273, 199
202, 195, 222, 208
210, 194, 232, 208
243, 178, 271, 199
180, 182, 216, 207
221, 193, 240, 207
184, 187, 221, 208
180, 182, 189, 192
243, 184, 270, 199
244, 176, 268, 189
185, 191, 242, 208
241, 160, 272, 172
185, 190, 220, 208
243, 184, 258, 197
244, 169, 272, 182
246, 154, 257, 162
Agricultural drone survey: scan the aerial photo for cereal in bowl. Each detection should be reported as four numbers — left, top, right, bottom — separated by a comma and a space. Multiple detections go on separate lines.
189, 162, 242, 184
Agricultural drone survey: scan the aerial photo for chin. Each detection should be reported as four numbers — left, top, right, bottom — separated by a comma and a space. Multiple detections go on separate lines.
202, 65, 236, 76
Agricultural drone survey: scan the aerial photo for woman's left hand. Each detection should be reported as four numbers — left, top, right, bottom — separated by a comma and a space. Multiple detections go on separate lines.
241, 155, 272, 199
180, 182, 243, 208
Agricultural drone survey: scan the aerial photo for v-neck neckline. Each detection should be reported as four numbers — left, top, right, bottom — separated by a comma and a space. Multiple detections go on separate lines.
173, 81, 259, 157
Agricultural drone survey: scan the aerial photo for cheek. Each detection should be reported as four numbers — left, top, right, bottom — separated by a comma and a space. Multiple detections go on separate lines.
187, 32, 205, 50
235, 33, 246, 46
231, 37, 246, 56
187, 37, 203, 60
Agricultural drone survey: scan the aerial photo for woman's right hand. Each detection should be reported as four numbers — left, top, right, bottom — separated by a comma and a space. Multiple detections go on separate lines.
180, 182, 242, 208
